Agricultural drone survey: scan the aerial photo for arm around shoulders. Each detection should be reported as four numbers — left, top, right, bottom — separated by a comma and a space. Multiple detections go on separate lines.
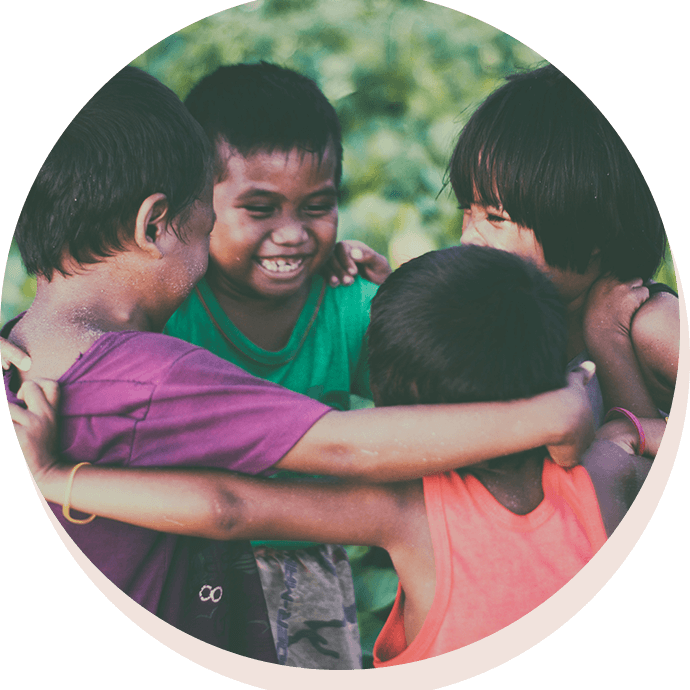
212, 473, 416, 549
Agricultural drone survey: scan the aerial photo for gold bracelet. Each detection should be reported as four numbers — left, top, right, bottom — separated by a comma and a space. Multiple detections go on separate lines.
62, 462, 97, 525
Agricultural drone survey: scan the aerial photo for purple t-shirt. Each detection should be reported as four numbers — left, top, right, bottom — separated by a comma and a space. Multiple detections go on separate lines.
4, 320, 329, 638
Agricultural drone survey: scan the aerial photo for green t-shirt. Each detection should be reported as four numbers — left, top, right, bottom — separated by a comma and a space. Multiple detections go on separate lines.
164, 273, 375, 409
164, 274, 376, 550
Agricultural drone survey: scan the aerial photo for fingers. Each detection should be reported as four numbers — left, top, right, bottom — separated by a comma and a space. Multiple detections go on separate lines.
8, 401, 31, 425
569, 361, 596, 387
328, 243, 357, 286
579, 360, 596, 385
17, 380, 59, 419
0, 337, 31, 371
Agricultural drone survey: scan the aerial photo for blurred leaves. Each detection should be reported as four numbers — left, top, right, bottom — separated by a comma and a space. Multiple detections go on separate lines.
345, 543, 398, 665
2, 0, 677, 318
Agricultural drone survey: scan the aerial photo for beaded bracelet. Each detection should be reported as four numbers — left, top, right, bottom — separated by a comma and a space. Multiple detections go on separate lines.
62, 462, 97, 525
604, 407, 646, 457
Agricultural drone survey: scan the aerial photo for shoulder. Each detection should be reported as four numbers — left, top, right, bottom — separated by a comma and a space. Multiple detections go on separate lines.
632, 287, 679, 342
68, 331, 255, 388
322, 275, 378, 339
630, 288, 680, 381
325, 275, 379, 310
578, 440, 651, 536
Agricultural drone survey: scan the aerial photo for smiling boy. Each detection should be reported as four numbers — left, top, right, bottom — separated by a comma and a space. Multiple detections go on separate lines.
163, 63, 382, 667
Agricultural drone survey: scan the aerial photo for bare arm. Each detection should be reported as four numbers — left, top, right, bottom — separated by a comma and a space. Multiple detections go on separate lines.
581, 416, 664, 536
278, 365, 596, 480
630, 292, 679, 413
583, 277, 659, 417
12, 381, 411, 544
13, 362, 595, 541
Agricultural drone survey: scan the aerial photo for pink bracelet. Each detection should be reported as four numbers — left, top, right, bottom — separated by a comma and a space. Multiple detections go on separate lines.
604, 407, 646, 457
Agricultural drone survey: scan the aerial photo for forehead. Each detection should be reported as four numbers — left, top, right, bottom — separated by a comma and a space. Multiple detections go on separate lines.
215, 141, 338, 190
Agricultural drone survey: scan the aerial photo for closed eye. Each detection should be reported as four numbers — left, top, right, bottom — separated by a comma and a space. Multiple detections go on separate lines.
304, 202, 336, 215
244, 205, 276, 216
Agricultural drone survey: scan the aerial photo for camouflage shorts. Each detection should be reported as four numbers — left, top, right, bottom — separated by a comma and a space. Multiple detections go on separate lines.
253, 544, 362, 669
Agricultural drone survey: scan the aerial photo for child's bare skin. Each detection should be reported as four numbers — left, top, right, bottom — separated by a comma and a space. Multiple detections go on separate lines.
1, 336, 31, 372
11, 369, 644, 650
584, 276, 679, 416
324, 239, 391, 287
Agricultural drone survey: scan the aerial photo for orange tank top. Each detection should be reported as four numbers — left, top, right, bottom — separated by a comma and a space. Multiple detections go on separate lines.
374, 460, 607, 666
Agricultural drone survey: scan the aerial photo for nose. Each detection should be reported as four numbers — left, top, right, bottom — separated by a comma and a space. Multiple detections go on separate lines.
271, 217, 309, 246
460, 212, 482, 246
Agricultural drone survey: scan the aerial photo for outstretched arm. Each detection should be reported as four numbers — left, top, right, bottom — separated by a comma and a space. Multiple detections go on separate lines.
13, 380, 413, 546
15, 362, 596, 505
278, 364, 596, 480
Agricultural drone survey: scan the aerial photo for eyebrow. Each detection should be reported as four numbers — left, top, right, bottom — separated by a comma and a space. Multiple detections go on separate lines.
235, 184, 338, 202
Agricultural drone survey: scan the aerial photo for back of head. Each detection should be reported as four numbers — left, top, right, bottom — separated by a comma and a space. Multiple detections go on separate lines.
369, 245, 567, 408
449, 64, 666, 281
15, 66, 211, 278
185, 62, 343, 184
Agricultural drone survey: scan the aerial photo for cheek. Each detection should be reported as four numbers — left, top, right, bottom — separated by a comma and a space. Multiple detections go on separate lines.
316, 217, 338, 255
209, 223, 250, 264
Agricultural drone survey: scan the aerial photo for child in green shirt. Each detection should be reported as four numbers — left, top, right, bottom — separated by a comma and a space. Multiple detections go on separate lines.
163, 62, 390, 668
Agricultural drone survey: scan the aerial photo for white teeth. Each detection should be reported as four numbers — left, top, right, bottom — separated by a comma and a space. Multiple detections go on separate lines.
259, 257, 304, 273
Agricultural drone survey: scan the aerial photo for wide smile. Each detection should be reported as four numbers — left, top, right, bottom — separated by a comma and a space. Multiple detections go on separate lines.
255, 256, 309, 277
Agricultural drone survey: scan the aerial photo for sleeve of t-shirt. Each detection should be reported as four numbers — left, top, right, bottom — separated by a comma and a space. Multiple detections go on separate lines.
130, 346, 331, 475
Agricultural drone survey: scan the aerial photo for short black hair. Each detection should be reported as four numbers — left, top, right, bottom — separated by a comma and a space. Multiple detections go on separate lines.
368, 245, 567, 408
184, 62, 343, 185
16, 65, 212, 278
449, 64, 666, 281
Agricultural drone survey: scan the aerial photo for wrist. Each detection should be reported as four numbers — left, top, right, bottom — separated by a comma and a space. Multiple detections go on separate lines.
585, 329, 631, 357
34, 462, 71, 503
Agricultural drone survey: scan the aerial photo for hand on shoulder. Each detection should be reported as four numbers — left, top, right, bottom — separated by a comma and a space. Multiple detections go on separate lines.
583, 276, 649, 353
323, 240, 392, 287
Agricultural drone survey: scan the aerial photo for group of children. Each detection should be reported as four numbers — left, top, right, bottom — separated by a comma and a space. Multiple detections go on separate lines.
4, 59, 678, 669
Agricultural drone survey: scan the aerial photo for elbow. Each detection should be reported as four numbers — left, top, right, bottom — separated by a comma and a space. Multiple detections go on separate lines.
204, 486, 246, 540
321, 442, 390, 483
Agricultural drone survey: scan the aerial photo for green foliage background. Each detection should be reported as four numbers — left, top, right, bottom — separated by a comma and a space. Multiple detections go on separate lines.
1, 0, 676, 324
0, 0, 678, 664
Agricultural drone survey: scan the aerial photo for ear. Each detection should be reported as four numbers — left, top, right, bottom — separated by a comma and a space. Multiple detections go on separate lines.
132, 193, 171, 259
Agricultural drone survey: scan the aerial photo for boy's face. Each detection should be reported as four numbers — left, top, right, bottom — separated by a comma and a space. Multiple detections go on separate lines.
208, 144, 338, 302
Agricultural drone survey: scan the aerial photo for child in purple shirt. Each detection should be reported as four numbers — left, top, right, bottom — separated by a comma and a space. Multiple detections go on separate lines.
4, 66, 594, 662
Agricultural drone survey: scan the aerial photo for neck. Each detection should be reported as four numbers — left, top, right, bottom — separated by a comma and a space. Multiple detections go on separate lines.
35, 267, 166, 332
10, 264, 169, 380
205, 265, 312, 351
547, 259, 602, 361
467, 450, 545, 515
205, 263, 311, 313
